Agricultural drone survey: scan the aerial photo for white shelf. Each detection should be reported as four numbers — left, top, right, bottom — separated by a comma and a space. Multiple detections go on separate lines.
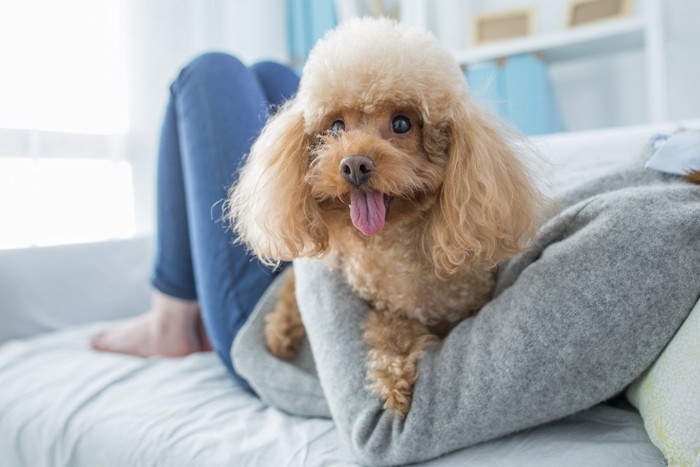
452, 18, 646, 67
400, 0, 668, 124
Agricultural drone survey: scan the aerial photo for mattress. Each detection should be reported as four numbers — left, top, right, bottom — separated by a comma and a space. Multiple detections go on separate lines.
0, 321, 663, 467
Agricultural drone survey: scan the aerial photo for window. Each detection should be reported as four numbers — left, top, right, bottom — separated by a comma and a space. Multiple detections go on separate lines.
0, 0, 127, 133
0, 158, 135, 249
0, 0, 135, 249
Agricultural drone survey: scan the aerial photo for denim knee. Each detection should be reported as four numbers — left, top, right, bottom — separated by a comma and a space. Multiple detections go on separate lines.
251, 61, 298, 100
173, 52, 249, 92
251, 61, 296, 80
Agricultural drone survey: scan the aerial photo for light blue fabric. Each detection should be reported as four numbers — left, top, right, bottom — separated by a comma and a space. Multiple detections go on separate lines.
502, 54, 564, 135
464, 61, 506, 116
288, 0, 337, 72
465, 54, 564, 136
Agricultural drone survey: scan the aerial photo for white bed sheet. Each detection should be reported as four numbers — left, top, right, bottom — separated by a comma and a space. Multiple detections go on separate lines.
0, 322, 663, 467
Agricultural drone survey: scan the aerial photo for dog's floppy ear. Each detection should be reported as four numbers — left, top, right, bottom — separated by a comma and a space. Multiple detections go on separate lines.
426, 103, 544, 276
228, 100, 328, 266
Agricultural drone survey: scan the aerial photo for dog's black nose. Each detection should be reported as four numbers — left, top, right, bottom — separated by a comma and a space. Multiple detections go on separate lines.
340, 156, 375, 187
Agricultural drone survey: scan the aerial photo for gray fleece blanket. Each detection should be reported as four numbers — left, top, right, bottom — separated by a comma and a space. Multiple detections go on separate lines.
232, 162, 700, 467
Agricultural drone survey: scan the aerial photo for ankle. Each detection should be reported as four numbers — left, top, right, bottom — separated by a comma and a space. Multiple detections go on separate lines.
152, 291, 199, 317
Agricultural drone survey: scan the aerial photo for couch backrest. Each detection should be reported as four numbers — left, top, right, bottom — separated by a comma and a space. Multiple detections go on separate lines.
0, 236, 153, 343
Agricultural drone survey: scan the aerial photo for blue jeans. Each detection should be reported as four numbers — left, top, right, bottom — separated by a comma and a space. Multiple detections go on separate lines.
151, 53, 299, 391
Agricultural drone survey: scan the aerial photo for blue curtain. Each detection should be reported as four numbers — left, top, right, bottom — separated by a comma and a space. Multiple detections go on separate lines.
288, 0, 338, 73
466, 54, 564, 136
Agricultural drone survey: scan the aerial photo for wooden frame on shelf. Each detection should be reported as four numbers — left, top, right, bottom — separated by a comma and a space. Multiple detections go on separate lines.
471, 8, 536, 46
567, 0, 634, 28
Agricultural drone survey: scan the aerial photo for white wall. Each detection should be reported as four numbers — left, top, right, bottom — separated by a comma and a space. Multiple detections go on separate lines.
664, 1, 700, 121
550, 0, 700, 131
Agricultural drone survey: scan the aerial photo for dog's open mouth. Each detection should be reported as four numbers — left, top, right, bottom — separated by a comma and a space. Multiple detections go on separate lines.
349, 191, 393, 236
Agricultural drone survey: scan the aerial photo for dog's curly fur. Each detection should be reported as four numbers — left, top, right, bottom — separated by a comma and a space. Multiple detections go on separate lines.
229, 18, 547, 417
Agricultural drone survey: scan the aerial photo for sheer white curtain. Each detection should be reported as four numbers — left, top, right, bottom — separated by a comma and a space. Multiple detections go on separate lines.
0, 0, 287, 249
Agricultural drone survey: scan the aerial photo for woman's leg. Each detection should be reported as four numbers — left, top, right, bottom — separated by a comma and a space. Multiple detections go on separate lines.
92, 79, 206, 358
94, 53, 299, 391
251, 61, 300, 108
170, 53, 291, 389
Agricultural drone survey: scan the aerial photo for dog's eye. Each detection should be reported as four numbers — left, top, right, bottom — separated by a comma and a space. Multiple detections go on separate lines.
330, 119, 345, 134
391, 115, 412, 134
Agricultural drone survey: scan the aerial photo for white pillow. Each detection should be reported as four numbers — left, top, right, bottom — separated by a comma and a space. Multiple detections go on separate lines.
626, 299, 700, 467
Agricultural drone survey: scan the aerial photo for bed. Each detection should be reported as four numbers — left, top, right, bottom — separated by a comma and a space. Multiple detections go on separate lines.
1, 121, 697, 467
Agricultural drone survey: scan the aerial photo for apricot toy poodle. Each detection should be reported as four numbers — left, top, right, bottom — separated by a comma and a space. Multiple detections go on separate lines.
229, 17, 546, 417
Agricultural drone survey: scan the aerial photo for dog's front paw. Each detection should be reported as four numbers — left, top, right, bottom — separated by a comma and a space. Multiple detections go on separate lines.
264, 318, 304, 360
265, 331, 300, 360
385, 391, 412, 418
368, 371, 414, 418
265, 311, 306, 360
364, 311, 440, 418
264, 270, 305, 360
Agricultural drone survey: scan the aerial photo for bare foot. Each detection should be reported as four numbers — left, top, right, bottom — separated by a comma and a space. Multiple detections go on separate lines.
91, 291, 212, 357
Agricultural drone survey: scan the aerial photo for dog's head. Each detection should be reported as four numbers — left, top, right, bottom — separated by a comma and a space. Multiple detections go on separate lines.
229, 17, 545, 275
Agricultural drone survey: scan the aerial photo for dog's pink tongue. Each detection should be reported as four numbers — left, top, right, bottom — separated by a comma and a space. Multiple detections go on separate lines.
350, 191, 386, 236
